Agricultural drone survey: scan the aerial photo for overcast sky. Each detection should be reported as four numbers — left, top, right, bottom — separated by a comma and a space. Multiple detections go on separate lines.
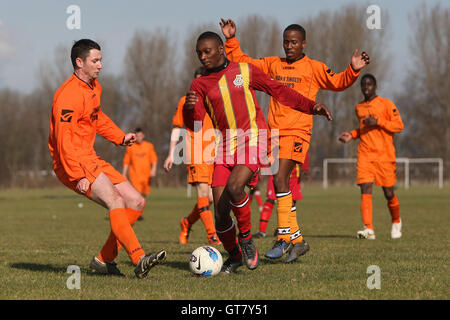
0, 0, 446, 97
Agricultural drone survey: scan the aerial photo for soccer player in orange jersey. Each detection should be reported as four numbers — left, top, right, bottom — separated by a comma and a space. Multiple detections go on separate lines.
164, 67, 221, 245
122, 127, 158, 220
48, 39, 165, 278
220, 19, 370, 263
339, 74, 404, 239
183, 31, 331, 273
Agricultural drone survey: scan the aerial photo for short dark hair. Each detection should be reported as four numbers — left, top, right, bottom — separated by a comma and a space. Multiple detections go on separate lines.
197, 31, 224, 46
283, 24, 306, 41
194, 66, 206, 77
361, 73, 377, 86
135, 127, 143, 133
71, 39, 101, 68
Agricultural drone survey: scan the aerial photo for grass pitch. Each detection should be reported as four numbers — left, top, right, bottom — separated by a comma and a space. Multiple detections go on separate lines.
0, 185, 448, 300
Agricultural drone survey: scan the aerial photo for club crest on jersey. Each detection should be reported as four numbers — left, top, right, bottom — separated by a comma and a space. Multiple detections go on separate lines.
233, 74, 244, 87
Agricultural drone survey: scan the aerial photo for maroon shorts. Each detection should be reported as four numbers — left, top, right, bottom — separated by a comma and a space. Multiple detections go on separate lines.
211, 146, 261, 188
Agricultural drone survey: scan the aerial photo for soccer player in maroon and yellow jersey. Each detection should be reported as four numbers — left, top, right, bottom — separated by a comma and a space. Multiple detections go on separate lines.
48, 39, 165, 278
183, 31, 331, 273
339, 74, 404, 239
220, 19, 370, 263
164, 67, 220, 245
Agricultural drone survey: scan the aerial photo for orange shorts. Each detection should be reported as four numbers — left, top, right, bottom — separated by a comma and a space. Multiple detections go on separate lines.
129, 177, 151, 195
277, 135, 310, 164
357, 160, 397, 187
186, 163, 214, 185
54, 159, 127, 197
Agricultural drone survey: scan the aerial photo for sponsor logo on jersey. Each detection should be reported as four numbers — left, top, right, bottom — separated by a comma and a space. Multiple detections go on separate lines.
61, 109, 74, 122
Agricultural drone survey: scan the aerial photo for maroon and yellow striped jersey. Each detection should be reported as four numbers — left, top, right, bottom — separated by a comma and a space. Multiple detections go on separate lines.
183, 61, 317, 157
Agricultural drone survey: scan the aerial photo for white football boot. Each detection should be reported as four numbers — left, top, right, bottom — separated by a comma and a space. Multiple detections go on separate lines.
391, 219, 402, 239
357, 228, 376, 240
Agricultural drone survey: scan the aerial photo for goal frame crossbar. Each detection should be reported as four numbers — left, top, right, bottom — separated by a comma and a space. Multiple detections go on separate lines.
323, 157, 444, 189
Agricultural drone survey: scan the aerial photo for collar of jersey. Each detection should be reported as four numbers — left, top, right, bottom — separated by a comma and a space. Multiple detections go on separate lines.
284, 53, 307, 64
205, 58, 230, 74
73, 72, 95, 90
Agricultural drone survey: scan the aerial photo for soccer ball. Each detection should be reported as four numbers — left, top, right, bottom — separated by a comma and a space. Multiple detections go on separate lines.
189, 246, 223, 276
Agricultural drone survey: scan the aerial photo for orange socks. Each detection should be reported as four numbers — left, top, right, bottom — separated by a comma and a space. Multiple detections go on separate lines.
276, 192, 292, 242
97, 208, 144, 265
289, 205, 303, 244
388, 195, 401, 223
197, 196, 217, 238
187, 204, 201, 225
361, 194, 374, 230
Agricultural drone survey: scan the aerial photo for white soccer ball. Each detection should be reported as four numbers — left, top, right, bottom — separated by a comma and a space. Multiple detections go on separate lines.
189, 246, 223, 277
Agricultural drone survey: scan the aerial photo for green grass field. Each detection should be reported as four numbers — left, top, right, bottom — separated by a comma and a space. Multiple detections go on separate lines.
0, 185, 448, 300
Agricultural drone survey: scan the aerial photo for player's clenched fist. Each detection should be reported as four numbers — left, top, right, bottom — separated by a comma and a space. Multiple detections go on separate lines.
338, 132, 352, 143
122, 133, 136, 146
184, 91, 198, 110
313, 103, 332, 121
76, 177, 90, 194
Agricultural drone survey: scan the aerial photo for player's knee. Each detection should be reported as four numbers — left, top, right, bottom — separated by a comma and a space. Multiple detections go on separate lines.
226, 183, 245, 202
131, 194, 146, 211
383, 188, 395, 200
196, 184, 209, 198
110, 192, 126, 209
273, 175, 288, 193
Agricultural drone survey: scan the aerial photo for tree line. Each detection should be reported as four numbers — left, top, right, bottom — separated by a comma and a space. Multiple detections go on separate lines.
0, 2, 448, 188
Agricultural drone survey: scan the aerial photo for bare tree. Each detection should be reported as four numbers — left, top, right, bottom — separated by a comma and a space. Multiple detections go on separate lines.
395, 3, 450, 176
299, 4, 391, 169
122, 29, 180, 186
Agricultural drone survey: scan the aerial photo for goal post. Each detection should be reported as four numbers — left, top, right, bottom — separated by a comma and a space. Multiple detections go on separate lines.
323, 157, 444, 189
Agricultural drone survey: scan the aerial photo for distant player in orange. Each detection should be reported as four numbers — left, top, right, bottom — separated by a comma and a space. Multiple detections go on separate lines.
122, 127, 158, 220
164, 67, 221, 245
339, 74, 404, 239
220, 19, 369, 263
48, 39, 166, 278
254, 153, 310, 238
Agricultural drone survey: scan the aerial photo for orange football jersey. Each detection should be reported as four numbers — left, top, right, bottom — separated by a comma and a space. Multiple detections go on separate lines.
123, 141, 157, 182
350, 96, 404, 162
48, 74, 125, 183
225, 37, 360, 138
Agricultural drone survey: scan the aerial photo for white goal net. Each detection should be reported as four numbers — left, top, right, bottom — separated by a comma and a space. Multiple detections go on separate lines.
323, 157, 444, 189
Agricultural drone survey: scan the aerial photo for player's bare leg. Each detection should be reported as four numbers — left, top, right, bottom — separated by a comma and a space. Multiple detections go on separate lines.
88, 172, 165, 277
115, 180, 146, 212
